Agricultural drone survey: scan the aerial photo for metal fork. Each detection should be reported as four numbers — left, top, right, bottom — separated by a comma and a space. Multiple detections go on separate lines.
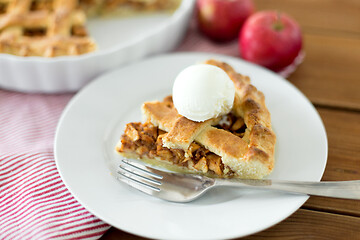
117, 159, 360, 202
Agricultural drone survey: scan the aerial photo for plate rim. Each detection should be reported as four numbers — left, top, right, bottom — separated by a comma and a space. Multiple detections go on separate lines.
54, 52, 328, 240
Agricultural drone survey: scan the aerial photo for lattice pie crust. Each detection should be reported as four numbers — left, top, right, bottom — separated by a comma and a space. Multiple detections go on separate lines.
116, 59, 276, 179
0, 0, 180, 57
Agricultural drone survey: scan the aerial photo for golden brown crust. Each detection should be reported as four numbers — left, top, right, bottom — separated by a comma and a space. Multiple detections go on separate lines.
204, 59, 276, 174
0, 0, 180, 57
142, 101, 179, 131
117, 59, 276, 179
162, 116, 214, 150
81, 0, 180, 16
196, 127, 248, 159
0, 0, 96, 57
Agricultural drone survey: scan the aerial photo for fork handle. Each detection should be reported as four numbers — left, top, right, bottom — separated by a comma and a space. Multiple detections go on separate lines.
214, 179, 360, 200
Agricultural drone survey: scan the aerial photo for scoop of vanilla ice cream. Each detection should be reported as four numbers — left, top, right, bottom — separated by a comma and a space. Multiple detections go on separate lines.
172, 64, 235, 122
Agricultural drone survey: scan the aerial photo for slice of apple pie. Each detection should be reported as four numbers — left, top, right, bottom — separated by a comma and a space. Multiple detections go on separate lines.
116, 59, 276, 179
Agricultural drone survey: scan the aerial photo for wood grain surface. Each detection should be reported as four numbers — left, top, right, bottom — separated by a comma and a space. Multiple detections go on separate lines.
101, 0, 360, 239
289, 34, 360, 110
244, 209, 360, 240
254, 0, 360, 34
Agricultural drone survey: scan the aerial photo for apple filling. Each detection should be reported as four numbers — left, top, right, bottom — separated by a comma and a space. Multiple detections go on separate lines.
117, 112, 247, 176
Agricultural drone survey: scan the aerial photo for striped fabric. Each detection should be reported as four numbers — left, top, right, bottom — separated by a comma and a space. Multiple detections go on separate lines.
176, 19, 240, 57
0, 91, 110, 240
0, 16, 299, 240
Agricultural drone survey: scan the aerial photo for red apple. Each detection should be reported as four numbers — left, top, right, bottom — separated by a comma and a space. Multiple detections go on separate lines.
239, 11, 302, 72
196, 0, 255, 42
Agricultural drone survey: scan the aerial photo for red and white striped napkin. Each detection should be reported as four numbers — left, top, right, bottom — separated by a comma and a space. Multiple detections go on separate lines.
0, 91, 110, 239
0, 18, 299, 240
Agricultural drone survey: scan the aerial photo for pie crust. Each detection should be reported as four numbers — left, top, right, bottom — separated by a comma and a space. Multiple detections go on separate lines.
116, 59, 276, 179
0, 0, 180, 57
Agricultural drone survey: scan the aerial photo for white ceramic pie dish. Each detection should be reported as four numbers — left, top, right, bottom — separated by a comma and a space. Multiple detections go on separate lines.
0, 0, 194, 93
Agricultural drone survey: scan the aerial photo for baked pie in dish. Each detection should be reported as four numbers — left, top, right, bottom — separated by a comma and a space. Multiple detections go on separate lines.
0, 0, 180, 57
116, 59, 276, 179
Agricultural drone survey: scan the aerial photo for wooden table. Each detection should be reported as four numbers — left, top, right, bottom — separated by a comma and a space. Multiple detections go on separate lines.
101, 0, 360, 239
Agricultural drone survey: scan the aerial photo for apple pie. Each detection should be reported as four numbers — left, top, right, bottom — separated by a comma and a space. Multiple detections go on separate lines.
116, 59, 276, 179
0, 0, 180, 57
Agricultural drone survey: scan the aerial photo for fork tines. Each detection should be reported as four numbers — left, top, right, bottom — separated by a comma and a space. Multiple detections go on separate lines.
117, 159, 163, 194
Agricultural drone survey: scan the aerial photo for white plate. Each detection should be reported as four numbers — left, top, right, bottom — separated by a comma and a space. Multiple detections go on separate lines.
0, 0, 193, 93
55, 53, 328, 240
